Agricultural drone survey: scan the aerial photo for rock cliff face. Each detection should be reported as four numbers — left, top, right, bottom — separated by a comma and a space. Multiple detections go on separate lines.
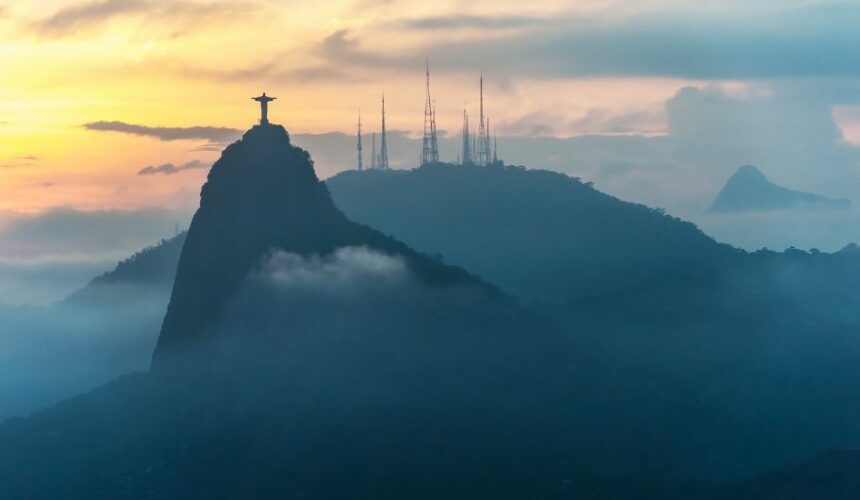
152, 124, 501, 365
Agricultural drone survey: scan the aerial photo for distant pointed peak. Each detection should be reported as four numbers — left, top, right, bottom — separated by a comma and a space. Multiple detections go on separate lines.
731, 164, 767, 180
710, 164, 851, 213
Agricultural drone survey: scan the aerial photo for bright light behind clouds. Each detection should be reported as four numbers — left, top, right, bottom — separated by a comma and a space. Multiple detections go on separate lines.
1, 0, 859, 213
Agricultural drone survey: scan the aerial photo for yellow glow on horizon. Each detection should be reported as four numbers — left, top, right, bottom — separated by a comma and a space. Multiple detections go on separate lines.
0, 0, 727, 212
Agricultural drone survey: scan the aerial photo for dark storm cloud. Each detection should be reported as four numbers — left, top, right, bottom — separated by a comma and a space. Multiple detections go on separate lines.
83, 121, 241, 142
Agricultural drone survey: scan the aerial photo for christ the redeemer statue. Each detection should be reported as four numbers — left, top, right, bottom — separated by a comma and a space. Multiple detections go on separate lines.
252, 92, 276, 125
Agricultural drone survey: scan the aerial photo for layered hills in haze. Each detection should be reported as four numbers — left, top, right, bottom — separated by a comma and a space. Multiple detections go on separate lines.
709, 164, 851, 213
63, 232, 186, 306
6, 136, 860, 497
0, 125, 572, 499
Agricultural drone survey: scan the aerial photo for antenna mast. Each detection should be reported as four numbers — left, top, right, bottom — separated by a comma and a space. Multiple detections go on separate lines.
356, 110, 363, 171
477, 75, 490, 166
371, 132, 377, 169
461, 109, 472, 165
379, 94, 390, 170
421, 60, 432, 165
421, 60, 440, 165
431, 99, 439, 163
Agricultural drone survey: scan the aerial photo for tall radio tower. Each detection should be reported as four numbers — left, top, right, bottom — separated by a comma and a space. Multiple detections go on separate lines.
476, 75, 491, 166
356, 109, 363, 171
371, 132, 377, 169
461, 109, 473, 165
378, 94, 390, 170
421, 60, 440, 165
430, 99, 439, 163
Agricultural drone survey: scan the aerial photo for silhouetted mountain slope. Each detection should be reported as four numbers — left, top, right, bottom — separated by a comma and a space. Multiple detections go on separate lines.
328, 163, 739, 303
709, 165, 850, 213
0, 124, 595, 499
153, 125, 506, 365
326, 163, 860, 479
62, 232, 187, 306
720, 449, 860, 500
0, 124, 563, 498
7, 156, 860, 497
0, 370, 714, 500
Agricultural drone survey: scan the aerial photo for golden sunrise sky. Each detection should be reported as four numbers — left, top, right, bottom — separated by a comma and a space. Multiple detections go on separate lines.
2, 0, 859, 214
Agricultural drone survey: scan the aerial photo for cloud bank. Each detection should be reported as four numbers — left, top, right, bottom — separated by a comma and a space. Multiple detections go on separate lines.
83, 121, 241, 143
0, 207, 190, 304
252, 247, 409, 295
138, 160, 209, 176
317, 4, 860, 81
0, 207, 188, 259
32, 0, 258, 37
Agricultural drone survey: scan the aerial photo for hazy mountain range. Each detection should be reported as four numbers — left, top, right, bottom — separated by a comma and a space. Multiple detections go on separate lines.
3, 125, 860, 498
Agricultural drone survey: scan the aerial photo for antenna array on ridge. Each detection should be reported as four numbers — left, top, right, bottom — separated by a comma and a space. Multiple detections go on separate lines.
421, 60, 440, 165
356, 110, 363, 171
378, 94, 390, 170
475, 76, 492, 166
461, 109, 472, 165
352, 63, 503, 169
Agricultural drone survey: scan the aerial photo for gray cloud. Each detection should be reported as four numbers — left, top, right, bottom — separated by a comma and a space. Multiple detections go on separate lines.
219, 245, 503, 355
664, 85, 857, 186
33, 0, 149, 35
319, 4, 860, 80
83, 120, 241, 142
32, 0, 257, 37
317, 30, 395, 69
279, 65, 350, 82
0, 206, 191, 260
138, 160, 209, 176
0, 257, 114, 305
252, 247, 409, 295
499, 112, 559, 137
189, 142, 226, 152
174, 60, 350, 84
571, 109, 665, 136
399, 14, 542, 30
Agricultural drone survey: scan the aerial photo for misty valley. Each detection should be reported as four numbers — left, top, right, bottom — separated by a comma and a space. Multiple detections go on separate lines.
2, 121, 860, 498
6, 4, 860, 494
